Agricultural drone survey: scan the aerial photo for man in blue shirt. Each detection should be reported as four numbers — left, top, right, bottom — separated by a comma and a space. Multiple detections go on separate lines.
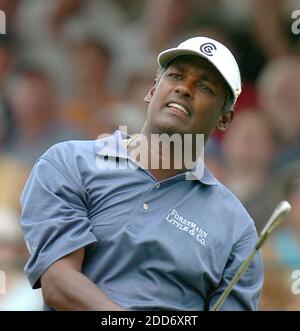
20, 37, 263, 310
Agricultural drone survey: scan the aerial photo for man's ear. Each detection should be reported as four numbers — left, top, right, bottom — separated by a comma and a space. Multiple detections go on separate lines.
144, 80, 157, 104
216, 111, 234, 131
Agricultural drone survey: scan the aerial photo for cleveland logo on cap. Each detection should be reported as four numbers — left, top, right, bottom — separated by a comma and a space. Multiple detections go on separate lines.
200, 43, 217, 56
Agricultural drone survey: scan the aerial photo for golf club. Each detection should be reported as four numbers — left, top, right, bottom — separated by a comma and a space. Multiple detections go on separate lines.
211, 200, 292, 311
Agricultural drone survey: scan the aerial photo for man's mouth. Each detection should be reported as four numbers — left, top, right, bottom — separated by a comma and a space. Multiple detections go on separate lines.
166, 102, 191, 117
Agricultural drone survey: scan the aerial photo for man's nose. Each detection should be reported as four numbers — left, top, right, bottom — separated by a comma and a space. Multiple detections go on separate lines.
175, 81, 193, 99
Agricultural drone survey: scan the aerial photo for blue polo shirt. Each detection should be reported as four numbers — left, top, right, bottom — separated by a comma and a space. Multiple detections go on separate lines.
20, 130, 263, 311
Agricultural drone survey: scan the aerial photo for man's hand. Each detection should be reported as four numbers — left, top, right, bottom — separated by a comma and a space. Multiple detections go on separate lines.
41, 247, 126, 311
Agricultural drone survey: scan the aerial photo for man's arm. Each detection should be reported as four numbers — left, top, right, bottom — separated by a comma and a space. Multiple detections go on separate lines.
207, 223, 264, 310
41, 247, 126, 311
20, 153, 125, 309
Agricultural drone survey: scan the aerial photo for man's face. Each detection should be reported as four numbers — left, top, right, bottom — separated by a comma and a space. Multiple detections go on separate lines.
144, 55, 231, 140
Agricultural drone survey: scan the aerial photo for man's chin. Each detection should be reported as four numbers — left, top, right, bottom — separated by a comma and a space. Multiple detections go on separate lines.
155, 124, 187, 136
149, 118, 189, 136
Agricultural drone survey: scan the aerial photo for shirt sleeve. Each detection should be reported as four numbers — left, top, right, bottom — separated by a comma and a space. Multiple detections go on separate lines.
207, 222, 264, 311
20, 156, 98, 289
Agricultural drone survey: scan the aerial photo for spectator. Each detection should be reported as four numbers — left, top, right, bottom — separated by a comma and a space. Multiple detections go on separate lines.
61, 38, 120, 138
119, 0, 193, 83
110, 69, 153, 134
221, 109, 275, 229
0, 35, 16, 145
257, 56, 300, 171
5, 67, 81, 166
260, 161, 300, 310
0, 205, 43, 310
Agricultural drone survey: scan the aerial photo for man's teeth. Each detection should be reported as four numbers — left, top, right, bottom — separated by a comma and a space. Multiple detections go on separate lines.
168, 103, 189, 116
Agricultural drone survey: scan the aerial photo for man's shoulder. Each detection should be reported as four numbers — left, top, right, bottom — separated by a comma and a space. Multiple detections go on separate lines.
40, 139, 96, 162
208, 178, 256, 230
32, 139, 98, 178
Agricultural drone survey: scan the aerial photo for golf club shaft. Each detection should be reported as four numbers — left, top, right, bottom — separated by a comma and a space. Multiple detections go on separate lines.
210, 249, 257, 311
210, 201, 291, 311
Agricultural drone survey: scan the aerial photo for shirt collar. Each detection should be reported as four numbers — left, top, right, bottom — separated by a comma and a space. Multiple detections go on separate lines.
95, 130, 219, 186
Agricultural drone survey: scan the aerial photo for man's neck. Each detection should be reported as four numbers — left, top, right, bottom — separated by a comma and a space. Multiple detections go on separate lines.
125, 129, 202, 181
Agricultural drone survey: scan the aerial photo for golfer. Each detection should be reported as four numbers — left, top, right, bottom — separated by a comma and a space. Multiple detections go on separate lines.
20, 37, 263, 311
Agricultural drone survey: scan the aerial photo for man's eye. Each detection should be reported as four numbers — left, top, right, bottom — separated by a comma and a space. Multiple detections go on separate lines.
168, 73, 182, 80
198, 83, 213, 94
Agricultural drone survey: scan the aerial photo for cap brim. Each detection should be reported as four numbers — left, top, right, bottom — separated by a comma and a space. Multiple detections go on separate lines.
158, 48, 211, 68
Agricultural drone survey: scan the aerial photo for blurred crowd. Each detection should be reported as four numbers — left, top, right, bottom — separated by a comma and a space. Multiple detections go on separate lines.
0, 0, 300, 311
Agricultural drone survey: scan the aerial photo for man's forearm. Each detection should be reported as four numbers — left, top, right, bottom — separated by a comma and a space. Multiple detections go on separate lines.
42, 268, 126, 311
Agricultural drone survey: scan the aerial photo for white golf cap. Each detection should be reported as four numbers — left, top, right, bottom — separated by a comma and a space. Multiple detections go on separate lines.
158, 36, 242, 105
